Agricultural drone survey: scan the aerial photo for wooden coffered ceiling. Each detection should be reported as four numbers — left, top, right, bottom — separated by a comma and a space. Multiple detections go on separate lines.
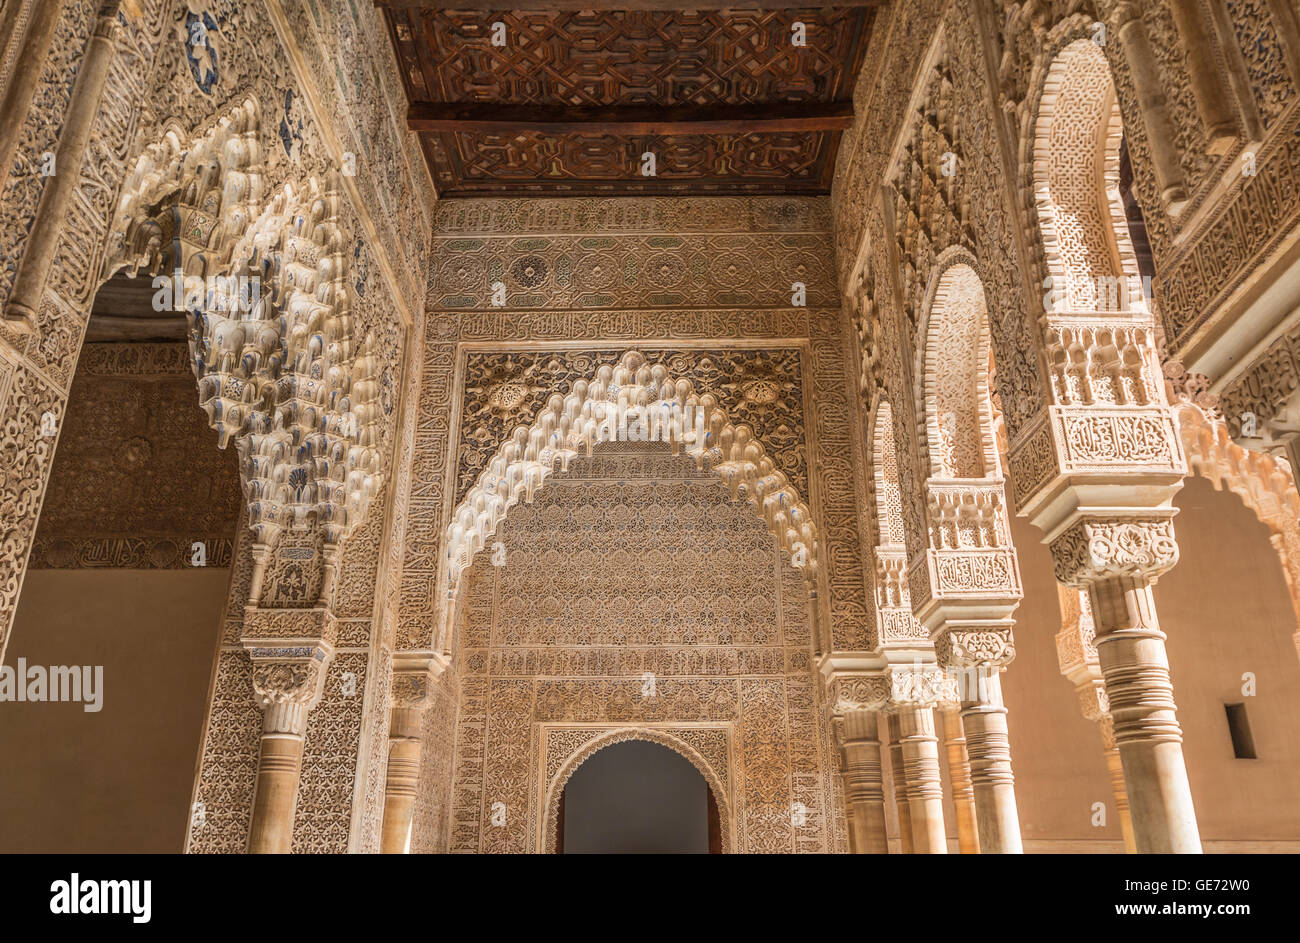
378, 2, 881, 197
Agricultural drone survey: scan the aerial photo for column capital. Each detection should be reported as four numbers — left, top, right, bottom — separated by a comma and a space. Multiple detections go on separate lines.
934, 624, 1016, 670
823, 661, 959, 715
391, 650, 451, 711
1050, 516, 1179, 586
245, 644, 332, 704
241, 607, 338, 724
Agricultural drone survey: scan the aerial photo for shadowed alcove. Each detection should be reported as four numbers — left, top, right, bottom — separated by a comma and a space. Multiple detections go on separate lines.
557, 739, 721, 854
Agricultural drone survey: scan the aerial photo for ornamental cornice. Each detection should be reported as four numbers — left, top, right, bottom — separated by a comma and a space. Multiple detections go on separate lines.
241, 606, 338, 646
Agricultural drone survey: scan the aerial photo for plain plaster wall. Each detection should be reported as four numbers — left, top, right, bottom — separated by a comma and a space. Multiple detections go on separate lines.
0, 568, 228, 853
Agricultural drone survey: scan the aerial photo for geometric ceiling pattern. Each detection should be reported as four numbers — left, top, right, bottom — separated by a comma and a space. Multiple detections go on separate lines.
381, 6, 878, 196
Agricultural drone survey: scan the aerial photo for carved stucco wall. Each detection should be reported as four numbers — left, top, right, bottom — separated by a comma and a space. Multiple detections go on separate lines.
393, 195, 876, 684
0, 0, 431, 856
434, 442, 844, 854
389, 192, 872, 851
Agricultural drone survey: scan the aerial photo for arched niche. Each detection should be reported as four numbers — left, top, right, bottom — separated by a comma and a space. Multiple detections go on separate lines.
869, 399, 907, 549
917, 259, 1001, 483
441, 350, 823, 650
1032, 37, 1146, 317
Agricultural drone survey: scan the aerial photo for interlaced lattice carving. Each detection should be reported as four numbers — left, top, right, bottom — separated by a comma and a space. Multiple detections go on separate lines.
444, 443, 840, 853
920, 262, 999, 482
1034, 38, 1145, 316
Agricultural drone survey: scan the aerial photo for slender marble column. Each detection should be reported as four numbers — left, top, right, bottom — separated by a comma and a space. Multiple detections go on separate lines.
958, 668, 1023, 853
885, 713, 914, 854
243, 632, 333, 855
941, 707, 980, 854
1089, 574, 1201, 853
4, 0, 122, 332
896, 705, 947, 853
248, 701, 310, 855
833, 710, 889, 854
380, 705, 423, 854
1100, 718, 1138, 854
380, 654, 447, 854
1114, 3, 1189, 214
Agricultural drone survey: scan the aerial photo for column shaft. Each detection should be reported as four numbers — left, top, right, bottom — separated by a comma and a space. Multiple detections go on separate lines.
959, 670, 1023, 853
1168, 0, 1238, 152
942, 707, 980, 854
1102, 731, 1138, 854
380, 706, 424, 854
247, 702, 307, 855
885, 713, 913, 854
835, 710, 889, 854
1089, 575, 1202, 853
1115, 4, 1189, 213
0, 0, 67, 194
4, 0, 120, 332
897, 706, 947, 854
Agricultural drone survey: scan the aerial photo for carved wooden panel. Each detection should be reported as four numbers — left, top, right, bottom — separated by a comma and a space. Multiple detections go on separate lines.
384, 9, 875, 195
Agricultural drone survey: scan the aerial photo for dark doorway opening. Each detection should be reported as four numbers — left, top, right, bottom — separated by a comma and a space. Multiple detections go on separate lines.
557, 740, 722, 854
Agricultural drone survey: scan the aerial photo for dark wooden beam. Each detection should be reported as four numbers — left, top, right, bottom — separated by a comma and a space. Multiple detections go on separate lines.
408, 101, 854, 135
85, 315, 187, 343
380, 0, 883, 8
87, 273, 188, 342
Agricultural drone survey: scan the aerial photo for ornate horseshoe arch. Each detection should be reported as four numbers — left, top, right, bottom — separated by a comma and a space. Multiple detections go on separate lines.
539, 726, 736, 854
1174, 399, 1300, 657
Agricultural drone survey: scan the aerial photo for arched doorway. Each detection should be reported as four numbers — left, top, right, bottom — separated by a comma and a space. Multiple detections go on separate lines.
556, 740, 722, 854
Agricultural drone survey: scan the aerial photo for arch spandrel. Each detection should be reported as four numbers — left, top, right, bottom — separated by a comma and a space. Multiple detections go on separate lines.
444, 350, 822, 597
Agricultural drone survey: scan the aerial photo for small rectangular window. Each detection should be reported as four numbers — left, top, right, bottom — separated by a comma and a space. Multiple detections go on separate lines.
1225, 703, 1257, 759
